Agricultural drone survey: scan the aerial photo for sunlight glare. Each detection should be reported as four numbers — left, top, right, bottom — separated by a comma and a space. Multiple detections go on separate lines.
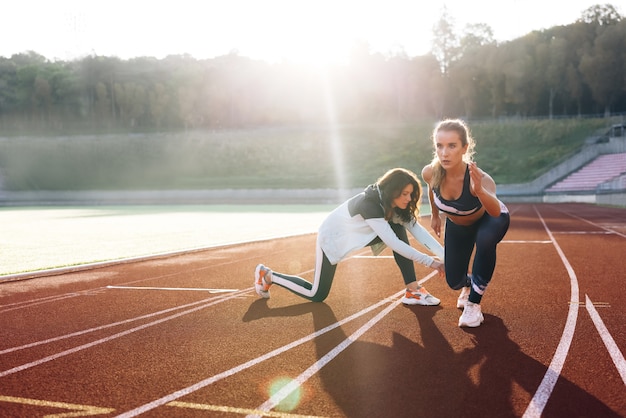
1, 1, 611, 64
249, 4, 354, 68
267, 377, 302, 411
321, 69, 349, 200
281, 36, 351, 68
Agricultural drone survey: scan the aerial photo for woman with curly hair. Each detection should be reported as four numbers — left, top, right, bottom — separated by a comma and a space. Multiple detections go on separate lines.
254, 167, 444, 305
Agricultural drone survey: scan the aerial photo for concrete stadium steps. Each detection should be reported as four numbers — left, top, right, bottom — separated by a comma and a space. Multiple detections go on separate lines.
545, 153, 626, 192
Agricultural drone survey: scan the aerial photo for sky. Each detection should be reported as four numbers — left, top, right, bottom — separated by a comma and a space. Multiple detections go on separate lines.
1, 1, 619, 65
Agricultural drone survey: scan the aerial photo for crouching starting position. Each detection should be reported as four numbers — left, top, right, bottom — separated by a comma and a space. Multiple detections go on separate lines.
254, 168, 445, 306
422, 119, 510, 327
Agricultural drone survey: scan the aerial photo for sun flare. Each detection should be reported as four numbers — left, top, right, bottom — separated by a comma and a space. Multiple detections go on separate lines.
0, 1, 610, 63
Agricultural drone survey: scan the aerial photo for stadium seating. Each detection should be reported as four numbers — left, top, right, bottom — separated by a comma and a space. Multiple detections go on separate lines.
545, 153, 626, 192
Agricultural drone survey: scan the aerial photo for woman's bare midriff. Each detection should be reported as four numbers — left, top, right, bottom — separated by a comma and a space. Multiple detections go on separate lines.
444, 207, 486, 226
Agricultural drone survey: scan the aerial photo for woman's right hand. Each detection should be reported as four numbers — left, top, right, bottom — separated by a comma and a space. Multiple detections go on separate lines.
431, 260, 445, 277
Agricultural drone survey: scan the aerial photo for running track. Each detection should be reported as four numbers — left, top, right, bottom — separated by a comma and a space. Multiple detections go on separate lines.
0, 203, 624, 417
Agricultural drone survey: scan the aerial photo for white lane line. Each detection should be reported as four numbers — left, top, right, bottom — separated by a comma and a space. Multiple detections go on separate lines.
168, 401, 324, 417
0, 395, 115, 416
352, 255, 394, 258
115, 289, 410, 418
249, 271, 437, 417
553, 207, 626, 239
0, 292, 239, 355
0, 290, 248, 377
0, 293, 82, 314
106, 285, 238, 293
251, 298, 404, 417
586, 295, 626, 385
523, 206, 580, 418
569, 301, 610, 307
501, 240, 551, 244
1, 255, 249, 312
553, 231, 614, 235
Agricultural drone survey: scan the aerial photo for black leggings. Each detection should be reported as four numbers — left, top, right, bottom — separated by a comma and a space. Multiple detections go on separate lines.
444, 211, 510, 303
270, 221, 416, 302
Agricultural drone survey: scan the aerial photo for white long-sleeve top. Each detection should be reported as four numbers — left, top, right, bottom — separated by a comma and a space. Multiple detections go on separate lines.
317, 185, 444, 265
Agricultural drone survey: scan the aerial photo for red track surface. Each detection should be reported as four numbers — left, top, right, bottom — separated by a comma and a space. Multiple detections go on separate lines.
0, 203, 624, 417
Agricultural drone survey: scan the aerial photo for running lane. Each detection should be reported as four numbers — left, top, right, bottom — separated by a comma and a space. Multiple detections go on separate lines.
0, 203, 624, 417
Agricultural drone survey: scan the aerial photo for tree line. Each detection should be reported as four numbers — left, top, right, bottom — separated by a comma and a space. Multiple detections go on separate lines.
0, 4, 623, 134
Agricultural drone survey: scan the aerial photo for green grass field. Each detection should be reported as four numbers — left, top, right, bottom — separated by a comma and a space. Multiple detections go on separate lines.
0, 119, 607, 191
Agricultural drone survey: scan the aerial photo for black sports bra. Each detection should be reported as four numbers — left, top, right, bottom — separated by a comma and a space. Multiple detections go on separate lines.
433, 166, 483, 216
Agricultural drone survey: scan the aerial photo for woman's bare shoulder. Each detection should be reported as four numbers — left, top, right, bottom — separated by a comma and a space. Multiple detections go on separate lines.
421, 164, 433, 181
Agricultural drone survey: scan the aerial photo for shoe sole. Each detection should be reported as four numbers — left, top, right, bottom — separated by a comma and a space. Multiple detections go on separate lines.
459, 313, 484, 327
401, 297, 440, 306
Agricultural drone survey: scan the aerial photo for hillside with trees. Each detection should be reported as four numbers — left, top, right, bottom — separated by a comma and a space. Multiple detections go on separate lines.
0, 4, 623, 134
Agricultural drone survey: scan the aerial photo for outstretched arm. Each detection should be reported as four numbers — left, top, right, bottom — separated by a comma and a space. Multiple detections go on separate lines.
404, 219, 444, 260
365, 218, 444, 277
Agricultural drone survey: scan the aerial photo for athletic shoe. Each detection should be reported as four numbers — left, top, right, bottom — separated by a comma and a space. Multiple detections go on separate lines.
457, 286, 470, 308
401, 287, 441, 306
254, 264, 272, 298
458, 301, 484, 327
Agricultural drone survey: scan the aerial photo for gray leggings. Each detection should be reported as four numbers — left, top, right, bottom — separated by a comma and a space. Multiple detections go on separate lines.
271, 222, 415, 302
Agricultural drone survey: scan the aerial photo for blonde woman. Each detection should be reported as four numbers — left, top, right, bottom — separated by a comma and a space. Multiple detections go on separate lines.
422, 119, 510, 327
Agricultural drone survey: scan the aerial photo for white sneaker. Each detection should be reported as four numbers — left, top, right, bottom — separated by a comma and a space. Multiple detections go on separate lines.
457, 286, 470, 308
254, 264, 272, 298
401, 287, 441, 306
458, 302, 484, 327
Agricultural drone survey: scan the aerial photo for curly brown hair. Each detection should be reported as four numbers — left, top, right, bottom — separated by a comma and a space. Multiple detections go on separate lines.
376, 168, 422, 223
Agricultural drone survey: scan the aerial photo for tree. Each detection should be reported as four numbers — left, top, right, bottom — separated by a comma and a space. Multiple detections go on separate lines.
579, 21, 626, 115
561, 21, 597, 116
15, 64, 38, 119
543, 34, 569, 118
450, 23, 496, 117
579, 3, 623, 25
94, 81, 111, 126
460, 23, 495, 50
499, 37, 538, 116
148, 82, 170, 130
0, 59, 18, 118
431, 6, 459, 76
47, 62, 80, 125
32, 76, 52, 123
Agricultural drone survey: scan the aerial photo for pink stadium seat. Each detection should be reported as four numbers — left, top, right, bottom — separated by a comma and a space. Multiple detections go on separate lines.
546, 153, 626, 192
